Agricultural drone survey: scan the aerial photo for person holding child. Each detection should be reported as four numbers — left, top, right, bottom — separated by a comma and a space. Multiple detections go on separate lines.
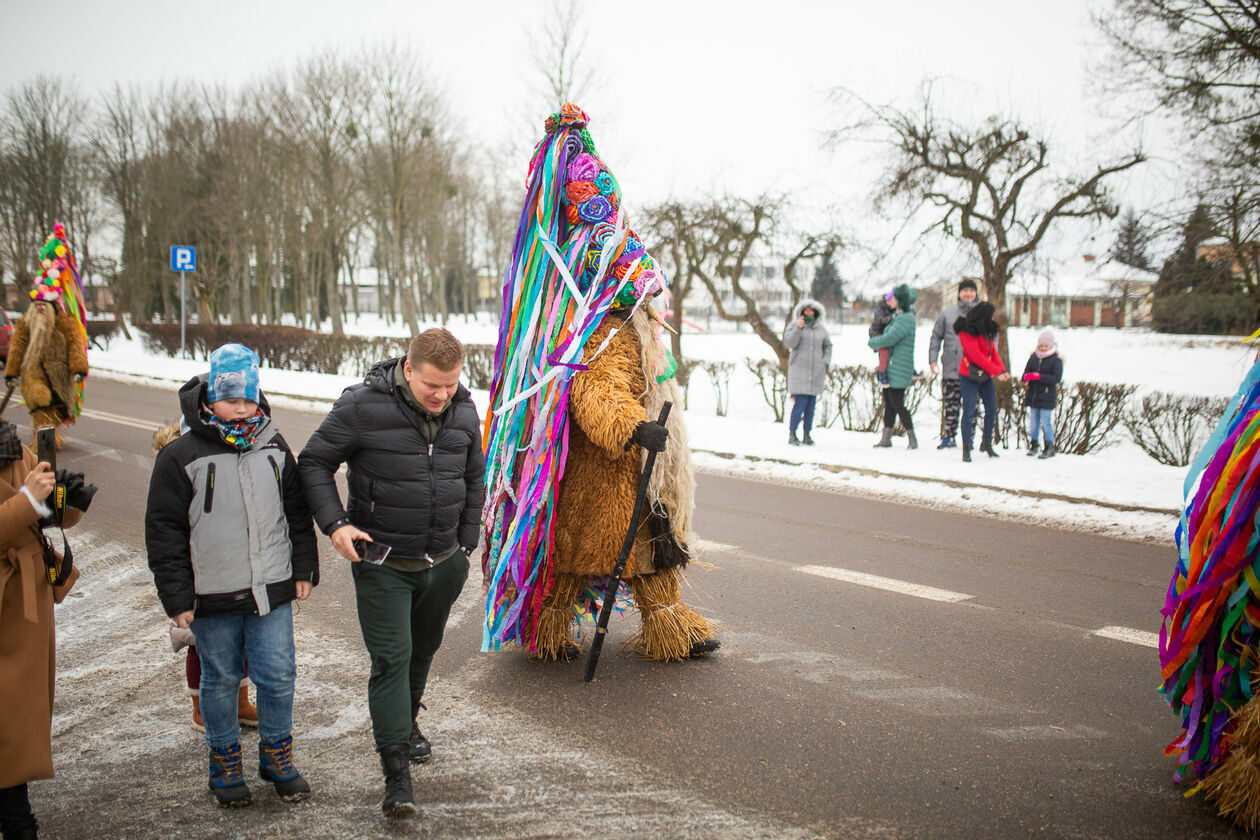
1023, 327, 1063, 459
868, 284, 919, 450
145, 344, 318, 809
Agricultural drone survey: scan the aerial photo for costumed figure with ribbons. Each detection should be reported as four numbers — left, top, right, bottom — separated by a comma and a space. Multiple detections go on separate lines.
4, 224, 89, 449
1160, 338, 1260, 831
481, 104, 720, 662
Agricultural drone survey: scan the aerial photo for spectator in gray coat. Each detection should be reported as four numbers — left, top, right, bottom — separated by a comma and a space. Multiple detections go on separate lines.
783, 298, 832, 446
928, 279, 979, 448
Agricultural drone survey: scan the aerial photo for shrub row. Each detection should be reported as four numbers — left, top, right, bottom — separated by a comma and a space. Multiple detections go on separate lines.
731, 358, 1221, 462
135, 326, 1230, 464
138, 323, 497, 389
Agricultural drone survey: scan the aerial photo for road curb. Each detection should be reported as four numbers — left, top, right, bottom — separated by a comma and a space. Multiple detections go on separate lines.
691, 448, 1181, 517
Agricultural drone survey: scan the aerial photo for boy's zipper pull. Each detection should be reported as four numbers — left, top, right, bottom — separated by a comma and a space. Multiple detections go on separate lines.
428, 443, 433, 457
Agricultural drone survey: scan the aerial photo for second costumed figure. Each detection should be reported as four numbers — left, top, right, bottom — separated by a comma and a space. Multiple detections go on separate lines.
481, 104, 720, 662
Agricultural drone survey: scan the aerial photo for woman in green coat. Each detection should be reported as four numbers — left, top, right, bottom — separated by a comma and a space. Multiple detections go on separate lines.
867, 284, 918, 449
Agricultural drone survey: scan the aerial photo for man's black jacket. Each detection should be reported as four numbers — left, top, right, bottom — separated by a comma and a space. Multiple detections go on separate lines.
298, 358, 486, 558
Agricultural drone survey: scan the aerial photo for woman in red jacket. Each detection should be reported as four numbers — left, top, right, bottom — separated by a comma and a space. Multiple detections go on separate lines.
953, 302, 1011, 462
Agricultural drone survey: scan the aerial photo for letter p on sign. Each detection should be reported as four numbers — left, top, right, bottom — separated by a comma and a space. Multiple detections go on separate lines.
170, 246, 196, 272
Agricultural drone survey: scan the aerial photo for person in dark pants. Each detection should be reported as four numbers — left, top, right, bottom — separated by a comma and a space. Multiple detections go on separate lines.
928, 279, 979, 447
298, 328, 485, 818
868, 284, 919, 449
954, 302, 1012, 462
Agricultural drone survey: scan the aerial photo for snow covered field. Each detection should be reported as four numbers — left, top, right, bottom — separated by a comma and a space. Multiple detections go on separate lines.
87, 314, 1256, 546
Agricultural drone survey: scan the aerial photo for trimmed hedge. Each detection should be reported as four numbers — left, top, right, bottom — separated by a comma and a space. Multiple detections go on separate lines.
138, 323, 496, 389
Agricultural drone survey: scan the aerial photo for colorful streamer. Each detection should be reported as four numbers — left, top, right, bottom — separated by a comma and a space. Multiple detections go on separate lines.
1160, 353, 1260, 781
480, 104, 667, 653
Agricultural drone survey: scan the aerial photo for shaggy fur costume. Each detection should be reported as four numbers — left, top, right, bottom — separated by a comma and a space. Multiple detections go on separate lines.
537, 307, 714, 662
4, 302, 88, 447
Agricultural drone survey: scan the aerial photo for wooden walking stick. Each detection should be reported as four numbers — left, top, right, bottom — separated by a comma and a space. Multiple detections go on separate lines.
583, 401, 672, 682
0, 382, 16, 416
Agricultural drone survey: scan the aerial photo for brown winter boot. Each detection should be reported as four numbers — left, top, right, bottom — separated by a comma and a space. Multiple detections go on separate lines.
238, 685, 258, 728
191, 693, 205, 733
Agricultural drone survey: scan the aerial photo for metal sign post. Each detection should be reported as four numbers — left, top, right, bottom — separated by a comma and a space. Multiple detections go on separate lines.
170, 246, 196, 358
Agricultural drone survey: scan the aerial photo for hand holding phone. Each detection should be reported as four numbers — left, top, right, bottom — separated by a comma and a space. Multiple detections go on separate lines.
354, 539, 392, 565
36, 426, 56, 473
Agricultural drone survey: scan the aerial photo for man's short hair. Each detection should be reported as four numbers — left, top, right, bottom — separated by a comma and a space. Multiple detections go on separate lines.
408, 328, 465, 371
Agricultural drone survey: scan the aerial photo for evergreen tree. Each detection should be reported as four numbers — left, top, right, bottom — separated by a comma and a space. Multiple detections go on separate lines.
1152, 203, 1249, 333
810, 253, 843, 313
1110, 209, 1154, 269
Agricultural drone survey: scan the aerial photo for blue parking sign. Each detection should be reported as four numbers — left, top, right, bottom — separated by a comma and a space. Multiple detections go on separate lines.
170, 246, 196, 272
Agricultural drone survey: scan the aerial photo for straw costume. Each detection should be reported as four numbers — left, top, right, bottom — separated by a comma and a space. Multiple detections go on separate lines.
4, 224, 89, 449
1159, 347, 1260, 830
481, 104, 718, 662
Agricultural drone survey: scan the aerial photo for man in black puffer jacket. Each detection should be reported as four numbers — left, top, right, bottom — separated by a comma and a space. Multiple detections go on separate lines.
298, 328, 484, 818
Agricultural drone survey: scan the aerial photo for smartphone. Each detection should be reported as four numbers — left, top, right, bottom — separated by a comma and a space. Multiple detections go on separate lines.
354, 539, 392, 565
36, 426, 56, 472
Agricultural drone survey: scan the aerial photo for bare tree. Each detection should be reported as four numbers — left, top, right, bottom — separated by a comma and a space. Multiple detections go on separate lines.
837, 87, 1145, 362
654, 196, 844, 367
0, 76, 91, 300
531, 0, 602, 109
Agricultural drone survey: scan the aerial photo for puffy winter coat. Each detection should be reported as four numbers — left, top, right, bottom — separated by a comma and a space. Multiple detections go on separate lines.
1022, 351, 1063, 409
928, 299, 976, 381
957, 332, 1006, 379
145, 375, 318, 618
298, 358, 485, 559
867, 310, 917, 389
0, 447, 81, 789
784, 298, 832, 396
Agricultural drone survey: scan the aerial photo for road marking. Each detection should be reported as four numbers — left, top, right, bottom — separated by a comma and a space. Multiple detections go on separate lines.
79, 408, 161, 432
693, 538, 737, 553
1092, 625, 1159, 648
797, 564, 974, 603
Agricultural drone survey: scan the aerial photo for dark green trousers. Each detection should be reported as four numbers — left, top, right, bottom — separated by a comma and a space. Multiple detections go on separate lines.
351, 554, 469, 749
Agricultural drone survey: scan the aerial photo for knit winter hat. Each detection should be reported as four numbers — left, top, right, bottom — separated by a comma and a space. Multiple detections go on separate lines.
1037, 328, 1056, 348
958, 278, 978, 295
207, 344, 260, 403
893, 284, 917, 312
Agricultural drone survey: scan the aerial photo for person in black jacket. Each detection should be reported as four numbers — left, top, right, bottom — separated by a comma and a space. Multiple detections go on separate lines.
1022, 328, 1064, 459
298, 327, 485, 818
145, 343, 318, 808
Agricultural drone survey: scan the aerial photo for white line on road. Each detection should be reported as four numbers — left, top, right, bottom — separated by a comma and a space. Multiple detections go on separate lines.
1092, 625, 1159, 648
796, 564, 974, 603
79, 408, 161, 432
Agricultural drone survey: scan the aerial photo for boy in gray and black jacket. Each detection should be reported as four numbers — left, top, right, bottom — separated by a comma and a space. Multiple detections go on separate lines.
145, 343, 318, 808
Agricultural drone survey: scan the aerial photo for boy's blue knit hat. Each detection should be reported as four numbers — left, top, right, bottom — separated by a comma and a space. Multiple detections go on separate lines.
207, 343, 260, 403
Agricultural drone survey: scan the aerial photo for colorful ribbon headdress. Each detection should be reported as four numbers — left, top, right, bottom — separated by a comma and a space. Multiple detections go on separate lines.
33, 224, 88, 417
480, 104, 668, 653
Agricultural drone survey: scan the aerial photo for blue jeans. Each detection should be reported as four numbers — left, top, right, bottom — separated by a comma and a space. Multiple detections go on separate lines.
191, 602, 296, 749
1029, 406, 1054, 443
789, 394, 817, 434
959, 376, 996, 449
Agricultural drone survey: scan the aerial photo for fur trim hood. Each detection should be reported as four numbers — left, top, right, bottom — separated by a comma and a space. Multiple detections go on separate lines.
793, 298, 827, 321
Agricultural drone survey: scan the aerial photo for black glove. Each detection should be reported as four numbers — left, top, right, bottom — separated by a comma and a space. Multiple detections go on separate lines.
54, 468, 97, 513
627, 419, 668, 453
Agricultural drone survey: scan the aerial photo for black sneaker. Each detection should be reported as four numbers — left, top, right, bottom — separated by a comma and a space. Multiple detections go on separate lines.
408, 722, 432, 763
788, 431, 801, 446
208, 744, 252, 808
259, 736, 310, 802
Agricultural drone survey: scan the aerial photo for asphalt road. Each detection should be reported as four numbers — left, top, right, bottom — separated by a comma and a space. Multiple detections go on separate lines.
25, 374, 1245, 839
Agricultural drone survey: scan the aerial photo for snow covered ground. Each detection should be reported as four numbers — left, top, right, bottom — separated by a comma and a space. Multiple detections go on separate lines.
87, 314, 1256, 546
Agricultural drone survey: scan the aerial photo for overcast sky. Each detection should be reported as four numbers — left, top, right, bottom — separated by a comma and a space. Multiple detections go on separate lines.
0, 0, 1180, 288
